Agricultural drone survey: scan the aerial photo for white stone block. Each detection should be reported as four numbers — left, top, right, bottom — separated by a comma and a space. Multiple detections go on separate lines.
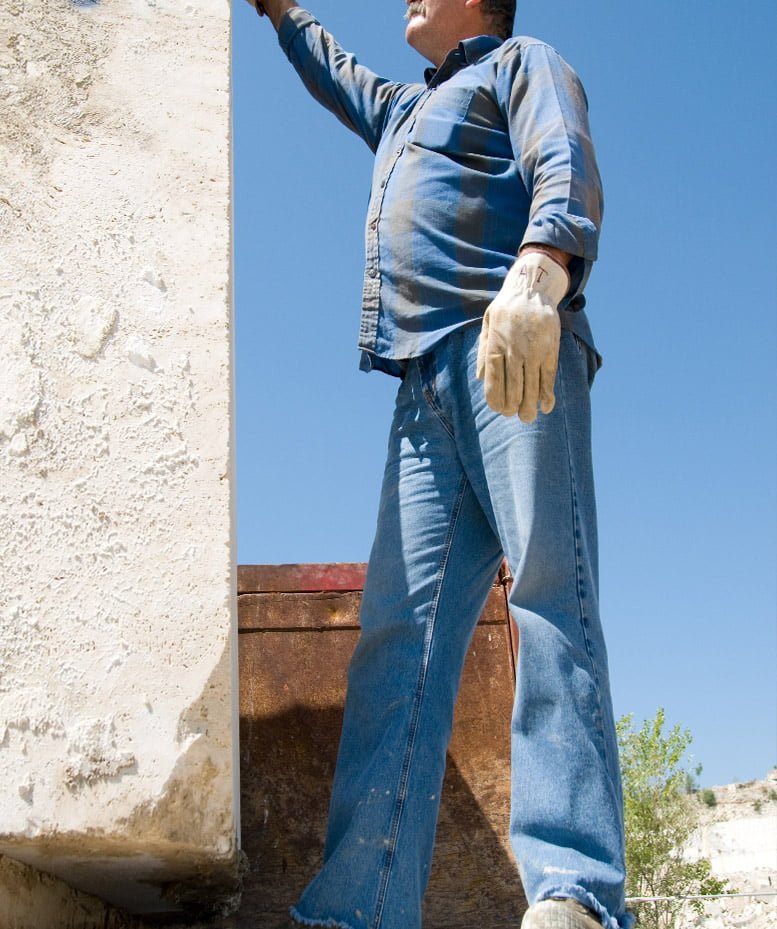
0, 0, 238, 916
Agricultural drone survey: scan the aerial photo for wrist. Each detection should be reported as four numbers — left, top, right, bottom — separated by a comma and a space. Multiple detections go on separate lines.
507, 251, 570, 307
520, 243, 571, 269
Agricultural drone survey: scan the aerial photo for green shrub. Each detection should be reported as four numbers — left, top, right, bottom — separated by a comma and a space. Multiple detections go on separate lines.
617, 710, 729, 929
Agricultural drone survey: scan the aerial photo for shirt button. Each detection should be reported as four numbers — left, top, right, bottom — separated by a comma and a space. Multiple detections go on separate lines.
368, 268, 377, 278
370, 220, 377, 230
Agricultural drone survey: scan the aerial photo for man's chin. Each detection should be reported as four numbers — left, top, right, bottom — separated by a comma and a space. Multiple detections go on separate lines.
405, 10, 426, 41
404, 16, 421, 45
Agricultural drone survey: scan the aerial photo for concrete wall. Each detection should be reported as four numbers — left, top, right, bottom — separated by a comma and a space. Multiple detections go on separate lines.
0, 0, 238, 917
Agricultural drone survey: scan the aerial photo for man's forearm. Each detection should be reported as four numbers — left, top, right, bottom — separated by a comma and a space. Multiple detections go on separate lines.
254, 0, 298, 31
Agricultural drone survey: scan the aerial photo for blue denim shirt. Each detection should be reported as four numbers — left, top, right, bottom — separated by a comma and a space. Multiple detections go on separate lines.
279, 9, 603, 376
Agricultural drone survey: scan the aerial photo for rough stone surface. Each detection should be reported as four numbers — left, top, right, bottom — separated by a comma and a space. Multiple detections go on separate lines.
0, 0, 238, 917
686, 770, 777, 929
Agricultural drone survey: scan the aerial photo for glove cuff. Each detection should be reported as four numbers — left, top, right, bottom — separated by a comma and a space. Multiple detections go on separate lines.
508, 250, 570, 307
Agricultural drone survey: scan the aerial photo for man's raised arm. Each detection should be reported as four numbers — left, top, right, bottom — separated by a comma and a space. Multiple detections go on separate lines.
249, 0, 298, 32
245, 0, 406, 153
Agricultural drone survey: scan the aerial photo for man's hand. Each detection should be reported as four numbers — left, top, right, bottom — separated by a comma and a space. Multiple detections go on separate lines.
476, 250, 570, 423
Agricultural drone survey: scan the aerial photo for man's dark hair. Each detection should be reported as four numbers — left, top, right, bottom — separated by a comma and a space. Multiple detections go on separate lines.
482, 0, 516, 40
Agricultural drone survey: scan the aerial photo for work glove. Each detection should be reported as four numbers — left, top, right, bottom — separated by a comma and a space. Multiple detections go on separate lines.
476, 250, 570, 423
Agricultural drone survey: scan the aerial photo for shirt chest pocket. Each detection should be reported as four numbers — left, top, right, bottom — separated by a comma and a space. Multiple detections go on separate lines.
409, 87, 476, 153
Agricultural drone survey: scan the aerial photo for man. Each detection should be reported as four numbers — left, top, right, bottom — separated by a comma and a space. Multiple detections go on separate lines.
249, 2, 632, 928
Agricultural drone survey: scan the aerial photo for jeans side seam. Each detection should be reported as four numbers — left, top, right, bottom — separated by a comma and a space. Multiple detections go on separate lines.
557, 349, 609, 762
371, 472, 469, 929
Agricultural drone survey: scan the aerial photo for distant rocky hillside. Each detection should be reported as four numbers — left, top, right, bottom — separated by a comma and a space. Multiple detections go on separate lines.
684, 769, 777, 928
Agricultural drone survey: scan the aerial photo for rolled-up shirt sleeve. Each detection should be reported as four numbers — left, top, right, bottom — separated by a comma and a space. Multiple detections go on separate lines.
278, 8, 405, 153
499, 41, 604, 306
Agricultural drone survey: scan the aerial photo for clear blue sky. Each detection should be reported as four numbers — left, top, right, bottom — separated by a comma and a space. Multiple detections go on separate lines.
232, 0, 777, 788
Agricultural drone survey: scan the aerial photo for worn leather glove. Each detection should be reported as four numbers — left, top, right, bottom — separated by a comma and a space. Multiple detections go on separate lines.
476, 250, 570, 423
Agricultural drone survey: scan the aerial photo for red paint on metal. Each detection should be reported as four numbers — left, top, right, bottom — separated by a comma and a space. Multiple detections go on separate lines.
237, 563, 369, 594
238, 562, 508, 596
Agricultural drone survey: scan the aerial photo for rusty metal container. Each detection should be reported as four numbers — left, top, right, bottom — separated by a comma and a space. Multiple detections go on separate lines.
237, 563, 526, 928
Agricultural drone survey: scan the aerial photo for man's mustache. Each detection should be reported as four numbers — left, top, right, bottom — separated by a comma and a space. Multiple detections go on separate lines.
405, 2, 426, 21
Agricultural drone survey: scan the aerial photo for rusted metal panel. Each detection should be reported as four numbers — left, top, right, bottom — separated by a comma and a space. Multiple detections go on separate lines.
425, 622, 525, 928
239, 587, 505, 632
238, 563, 369, 595
239, 625, 358, 927
237, 564, 525, 928
498, 560, 519, 678
238, 591, 363, 631
238, 586, 507, 632
479, 585, 510, 624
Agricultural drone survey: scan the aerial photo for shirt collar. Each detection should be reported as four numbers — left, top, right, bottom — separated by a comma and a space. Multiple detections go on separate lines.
424, 35, 503, 87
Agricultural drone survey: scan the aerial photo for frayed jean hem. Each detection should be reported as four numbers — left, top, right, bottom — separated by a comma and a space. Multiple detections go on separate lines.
290, 905, 357, 929
540, 886, 635, 929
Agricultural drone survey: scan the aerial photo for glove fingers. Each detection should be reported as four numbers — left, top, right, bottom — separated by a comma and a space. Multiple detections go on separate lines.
476, 315, 489, 381
484, 351, 507, 414
518, 362, 540, 423
539, 352, 559, 415
503, 354, 523, 418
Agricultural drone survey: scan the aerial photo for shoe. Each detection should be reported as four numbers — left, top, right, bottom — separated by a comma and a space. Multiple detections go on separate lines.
522, 897, 602, 929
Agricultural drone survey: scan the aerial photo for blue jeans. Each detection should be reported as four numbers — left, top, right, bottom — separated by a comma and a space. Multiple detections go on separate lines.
292, 326, 632, 929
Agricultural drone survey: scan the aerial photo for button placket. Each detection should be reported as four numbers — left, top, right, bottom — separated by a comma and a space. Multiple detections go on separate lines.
361, 88, 434, 344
